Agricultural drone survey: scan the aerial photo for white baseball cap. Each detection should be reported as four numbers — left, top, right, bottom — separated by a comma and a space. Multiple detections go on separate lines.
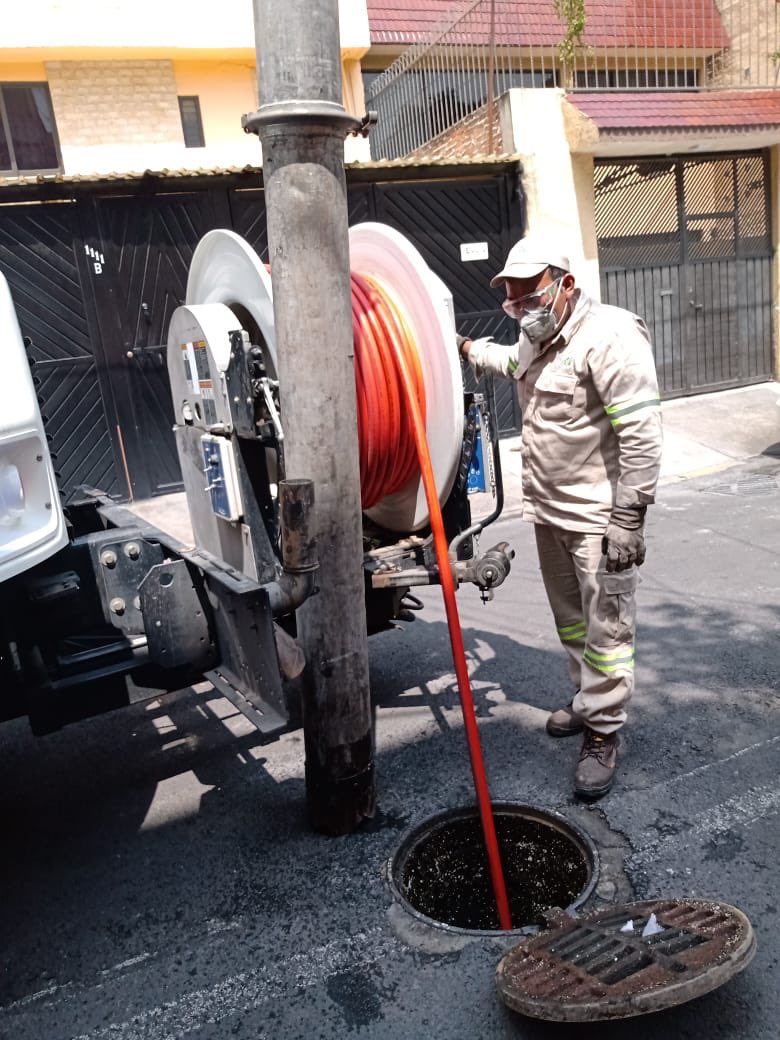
490, 234, 571, 287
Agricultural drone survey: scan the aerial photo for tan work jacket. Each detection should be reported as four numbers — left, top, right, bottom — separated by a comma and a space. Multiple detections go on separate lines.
467, 290, 663, 533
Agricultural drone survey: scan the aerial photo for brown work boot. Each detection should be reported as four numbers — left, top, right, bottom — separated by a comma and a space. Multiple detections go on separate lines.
574, 728, 619, 799
546, 701, 585, 737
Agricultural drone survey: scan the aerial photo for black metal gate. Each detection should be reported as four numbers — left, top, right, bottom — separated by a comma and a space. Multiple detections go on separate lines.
0, 199, 124, 498
595, 151, 774, 398
1, 165, 522, 503
90, 188, 231, 500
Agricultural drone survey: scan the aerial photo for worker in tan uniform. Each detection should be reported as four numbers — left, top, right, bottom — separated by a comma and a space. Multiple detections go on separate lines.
458, 234, 663, 799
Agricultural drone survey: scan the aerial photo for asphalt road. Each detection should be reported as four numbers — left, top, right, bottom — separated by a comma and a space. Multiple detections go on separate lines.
1, 452, 778, 1039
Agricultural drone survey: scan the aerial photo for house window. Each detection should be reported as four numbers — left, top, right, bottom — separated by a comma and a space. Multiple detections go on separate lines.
0, 83, 60, 173
178, 96, 205, 148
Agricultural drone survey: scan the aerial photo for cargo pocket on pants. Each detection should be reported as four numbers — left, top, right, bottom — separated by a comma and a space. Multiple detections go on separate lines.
595, 569, 638, 643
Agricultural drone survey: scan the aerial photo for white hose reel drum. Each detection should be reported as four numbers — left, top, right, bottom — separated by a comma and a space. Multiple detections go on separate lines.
183, 223, 463, 532
186, 229, 277, 381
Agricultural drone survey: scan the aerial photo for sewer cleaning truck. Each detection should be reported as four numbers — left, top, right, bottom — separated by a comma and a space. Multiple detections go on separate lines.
0, 224, 513, 741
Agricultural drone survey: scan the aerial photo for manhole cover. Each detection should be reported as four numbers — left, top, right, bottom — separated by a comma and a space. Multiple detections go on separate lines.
496, 898, 756, 1022
389, 804, 598, 933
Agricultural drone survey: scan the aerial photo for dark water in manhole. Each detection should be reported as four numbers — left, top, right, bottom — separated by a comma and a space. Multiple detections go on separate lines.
394, 810, 592, 931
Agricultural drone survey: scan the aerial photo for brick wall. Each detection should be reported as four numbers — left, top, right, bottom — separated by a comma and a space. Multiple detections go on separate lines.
46, 60, 182, 147
407, 102, 505, 160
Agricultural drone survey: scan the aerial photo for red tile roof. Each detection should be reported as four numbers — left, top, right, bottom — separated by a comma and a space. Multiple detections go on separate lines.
367, 0, 729, 50
567, 90, 780, 132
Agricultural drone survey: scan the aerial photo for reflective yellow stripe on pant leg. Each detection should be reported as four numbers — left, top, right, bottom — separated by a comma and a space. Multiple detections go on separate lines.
557, 620, 586, 643
583, 645, 635, 674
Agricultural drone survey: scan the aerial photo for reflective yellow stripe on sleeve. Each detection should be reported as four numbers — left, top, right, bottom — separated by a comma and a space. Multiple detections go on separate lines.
604, 394, 661, 427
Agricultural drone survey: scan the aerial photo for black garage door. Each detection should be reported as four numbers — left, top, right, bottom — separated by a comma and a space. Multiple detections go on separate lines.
1, 165, 523, 504
0, 200, 124, 499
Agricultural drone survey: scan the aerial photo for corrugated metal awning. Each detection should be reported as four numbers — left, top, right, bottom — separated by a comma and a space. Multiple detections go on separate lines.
0, 154, 521, 192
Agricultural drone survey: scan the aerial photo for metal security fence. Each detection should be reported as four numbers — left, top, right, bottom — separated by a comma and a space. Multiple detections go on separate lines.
366, 0, 780, 159
595, 151, 774, 397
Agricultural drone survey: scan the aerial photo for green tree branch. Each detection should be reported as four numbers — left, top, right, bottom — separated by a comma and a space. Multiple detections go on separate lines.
554, 0, 587, 69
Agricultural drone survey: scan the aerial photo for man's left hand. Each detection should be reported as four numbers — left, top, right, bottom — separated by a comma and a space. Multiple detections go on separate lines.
602, 505, 647, 572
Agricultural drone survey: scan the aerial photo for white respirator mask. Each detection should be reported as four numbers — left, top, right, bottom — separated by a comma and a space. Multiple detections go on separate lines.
519, 279, 564, 344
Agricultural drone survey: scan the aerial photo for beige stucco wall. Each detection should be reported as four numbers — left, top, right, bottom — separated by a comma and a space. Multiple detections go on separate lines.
502, 89, 601, 297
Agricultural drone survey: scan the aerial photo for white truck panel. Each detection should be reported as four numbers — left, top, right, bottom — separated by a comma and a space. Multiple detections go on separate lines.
0, 271, 68, 582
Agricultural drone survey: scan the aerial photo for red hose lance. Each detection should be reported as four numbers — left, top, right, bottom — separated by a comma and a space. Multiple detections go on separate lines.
350, 272, 513, 931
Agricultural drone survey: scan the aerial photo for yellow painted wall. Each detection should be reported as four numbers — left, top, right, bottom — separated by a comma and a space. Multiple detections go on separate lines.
173, 60, 257, 147
0, 62, 48, 81
171, 58, 368, 162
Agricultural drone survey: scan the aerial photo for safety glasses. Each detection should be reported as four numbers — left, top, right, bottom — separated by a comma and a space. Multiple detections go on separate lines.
501, 277, 561, 320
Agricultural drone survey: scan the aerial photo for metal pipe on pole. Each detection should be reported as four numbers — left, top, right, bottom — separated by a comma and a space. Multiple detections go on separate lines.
245, 0, 376, 834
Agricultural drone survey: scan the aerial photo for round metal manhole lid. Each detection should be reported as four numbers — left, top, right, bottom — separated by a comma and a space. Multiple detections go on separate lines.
496, 898, 756, 1022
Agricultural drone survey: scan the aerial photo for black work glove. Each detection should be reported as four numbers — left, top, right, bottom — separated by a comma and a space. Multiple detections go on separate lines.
602, 504, 647, 572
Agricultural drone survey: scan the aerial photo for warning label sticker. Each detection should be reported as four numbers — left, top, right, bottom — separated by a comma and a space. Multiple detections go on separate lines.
181, 340, 218, 425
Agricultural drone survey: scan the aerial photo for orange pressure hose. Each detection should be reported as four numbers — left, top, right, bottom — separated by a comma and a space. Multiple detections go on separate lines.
353, 272, 513, 931
351, 272, 425, 508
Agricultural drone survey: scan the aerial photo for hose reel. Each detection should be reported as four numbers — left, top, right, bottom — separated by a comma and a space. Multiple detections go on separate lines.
172, 223, 463, 534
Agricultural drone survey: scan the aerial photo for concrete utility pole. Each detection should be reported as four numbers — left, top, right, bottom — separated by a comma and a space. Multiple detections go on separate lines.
246, 0, 376, 834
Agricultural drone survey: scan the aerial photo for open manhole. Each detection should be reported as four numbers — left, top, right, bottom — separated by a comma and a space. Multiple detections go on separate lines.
496, 898, 756, 1022
389, 804, 598, 934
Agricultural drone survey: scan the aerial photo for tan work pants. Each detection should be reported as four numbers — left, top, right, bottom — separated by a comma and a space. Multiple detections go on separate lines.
534, 523, 638, 735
